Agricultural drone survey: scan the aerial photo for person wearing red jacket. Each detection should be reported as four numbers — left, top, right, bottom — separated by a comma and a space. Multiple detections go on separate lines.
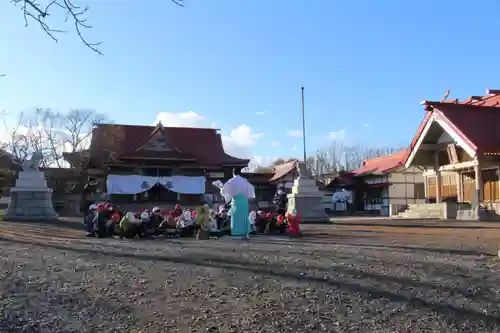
286, 212, 302, 237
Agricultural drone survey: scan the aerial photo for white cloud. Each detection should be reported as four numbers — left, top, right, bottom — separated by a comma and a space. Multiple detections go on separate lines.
153, 111, 264, 163
287, 129, 303, 137
291, 144, 297, 151
256, 110, 268, 115
154, 111, 216, 128
221, 124, 264, 159
363, 123, 370, 127
271, 141, 280, 147
329, 129, 346, 141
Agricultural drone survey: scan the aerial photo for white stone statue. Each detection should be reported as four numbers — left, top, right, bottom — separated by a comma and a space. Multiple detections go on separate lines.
22, 151, 43, 171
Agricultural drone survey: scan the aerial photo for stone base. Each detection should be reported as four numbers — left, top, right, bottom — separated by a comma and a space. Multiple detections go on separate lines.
456, 208, 489, 221
287, 194, 329, 222
291, 177, 321, 195
3, 190, 58, 222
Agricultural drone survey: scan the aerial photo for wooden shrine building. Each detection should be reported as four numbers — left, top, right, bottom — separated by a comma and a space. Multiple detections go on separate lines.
64, 122, 249, 208
404, 88, 500, 209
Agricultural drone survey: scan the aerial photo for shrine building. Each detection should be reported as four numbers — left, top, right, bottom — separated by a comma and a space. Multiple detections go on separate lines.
403, 88, 500, 218
63, 122, 249, 209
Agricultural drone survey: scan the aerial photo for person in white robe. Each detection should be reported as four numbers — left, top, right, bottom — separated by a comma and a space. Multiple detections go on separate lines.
221, 168, 255, 238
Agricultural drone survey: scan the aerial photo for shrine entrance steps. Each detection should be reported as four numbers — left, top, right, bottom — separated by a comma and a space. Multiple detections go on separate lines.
396, 203, 443, 219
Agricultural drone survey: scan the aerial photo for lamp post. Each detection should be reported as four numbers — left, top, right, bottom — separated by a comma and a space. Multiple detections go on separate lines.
301, 86, 307, 166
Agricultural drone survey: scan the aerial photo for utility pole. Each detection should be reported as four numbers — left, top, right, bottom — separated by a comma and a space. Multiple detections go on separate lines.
301, 86, 307, 166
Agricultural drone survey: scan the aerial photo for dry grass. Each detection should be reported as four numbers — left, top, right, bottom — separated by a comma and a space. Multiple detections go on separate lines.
0, 218, 500, 332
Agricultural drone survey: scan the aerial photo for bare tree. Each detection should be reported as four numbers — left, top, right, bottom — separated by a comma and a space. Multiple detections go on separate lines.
11, 0, 185, 55
30, 108, 106, 167
311, 140, 405, 175
0, 111, 55, 168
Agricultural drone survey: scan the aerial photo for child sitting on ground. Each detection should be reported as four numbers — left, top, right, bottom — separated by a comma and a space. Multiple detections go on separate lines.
178, 210, 196, 237
195, 204, 210, 240
207, 209, 220, 238
248, 211, 257, 234
119, 212, 145, 239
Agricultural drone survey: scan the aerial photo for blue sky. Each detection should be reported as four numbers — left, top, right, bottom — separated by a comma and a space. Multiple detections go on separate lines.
2, 0, 500, 166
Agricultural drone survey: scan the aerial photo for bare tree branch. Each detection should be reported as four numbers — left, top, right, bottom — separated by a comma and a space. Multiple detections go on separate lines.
11, 0, 186, 55
311, 141, 406, 174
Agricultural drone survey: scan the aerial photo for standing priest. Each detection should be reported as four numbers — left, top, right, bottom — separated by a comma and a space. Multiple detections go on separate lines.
221, 168, 255, 239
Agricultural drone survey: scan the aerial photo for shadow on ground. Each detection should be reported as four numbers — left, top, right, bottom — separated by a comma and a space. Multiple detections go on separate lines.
1, 234, 499, 330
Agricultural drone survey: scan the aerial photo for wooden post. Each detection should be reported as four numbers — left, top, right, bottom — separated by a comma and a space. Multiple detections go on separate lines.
456, 172, 462, 202
497, 167, 500, 202
474, 163, 482, 210
423, 173, 429, 202
434, 152, 442, 203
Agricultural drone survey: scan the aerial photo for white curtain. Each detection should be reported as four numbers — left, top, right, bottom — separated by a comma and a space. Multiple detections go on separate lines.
162, 176, 207, 195
107, 174, 206, 195
107, 175, 156, 195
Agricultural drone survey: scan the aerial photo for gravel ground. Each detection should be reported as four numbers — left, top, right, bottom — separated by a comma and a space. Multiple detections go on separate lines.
1, 218, 500, 332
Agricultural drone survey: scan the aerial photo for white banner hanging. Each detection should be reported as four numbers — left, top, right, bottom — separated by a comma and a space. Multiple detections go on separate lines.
107, 174, 206, 195
158, 176, 206, 195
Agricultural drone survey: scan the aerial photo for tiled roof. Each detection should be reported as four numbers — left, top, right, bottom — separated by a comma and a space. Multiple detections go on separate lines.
352, 149, 409, 176
90, 124, 249, 166
405, 88, 500, 162
269, 160, 297, 182
325, 171, 358, 188
423, 102, 500, 154
428, 88, 500, 107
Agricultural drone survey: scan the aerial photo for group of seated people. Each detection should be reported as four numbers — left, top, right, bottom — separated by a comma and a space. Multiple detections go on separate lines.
250, 210, 301, 236
84, 202, 302, 240
84, 203, 231, 239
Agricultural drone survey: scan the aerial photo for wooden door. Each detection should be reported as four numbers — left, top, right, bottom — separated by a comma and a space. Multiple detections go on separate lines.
427, 176, 436, 199
440, 174, 457, 199
462, 173, 475, 203
482, 170, 500, 202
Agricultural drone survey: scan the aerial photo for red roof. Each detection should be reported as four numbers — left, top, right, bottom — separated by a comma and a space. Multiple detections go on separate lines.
412, 101, 500, 156
325, 171, 358, 188
269, 160, 297, 182
431, 89, 500, 107
90, 124, 249, 166
352, 150, 409, 176
405, 88, 500, 163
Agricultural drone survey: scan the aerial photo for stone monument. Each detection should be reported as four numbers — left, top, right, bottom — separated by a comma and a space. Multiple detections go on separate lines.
286, 161, 328, 222
4, 152, 58, 221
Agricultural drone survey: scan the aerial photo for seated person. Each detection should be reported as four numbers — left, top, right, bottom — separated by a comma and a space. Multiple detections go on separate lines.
275, 215, 287, 234
217, 206, 230, 231
195, 204, 210, 226
248, 211, 257, 234
177, 210, 196, 237
159, 213, 179, 237
171, 204, 183, 218
254, 210, 267, 233
141, 209, 150, 223
195, 204, 211, 240
84, 204, 98, 237
94, 203, 115, 238
119, 212, 143, 239
148, 207, 164, 233
203, 209, 220, 238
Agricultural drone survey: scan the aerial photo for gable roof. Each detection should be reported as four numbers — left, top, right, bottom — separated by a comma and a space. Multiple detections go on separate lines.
423, 102, 500, 155
269, 160, 297, 182
404, 88, 500, 165
352, 149, 409, 176
325, 171, 358, 188
89, 124, 249, 166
